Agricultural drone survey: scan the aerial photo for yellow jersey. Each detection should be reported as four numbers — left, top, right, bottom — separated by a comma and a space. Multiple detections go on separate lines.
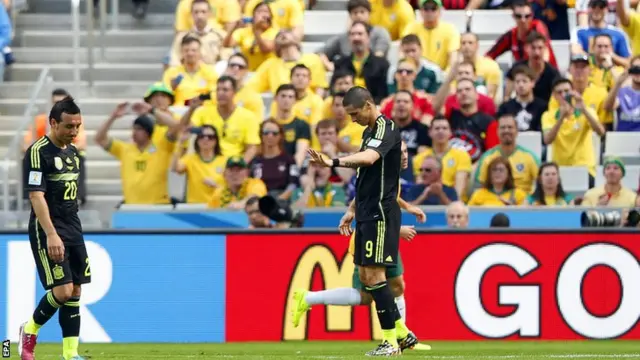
588, 62, 624, 91
270, 90, 324, 125
180, 153, 227, 203
191, 105, 262, 157
352, 57, 367, 88
474, 145, 540, 194
622, 12, 640, 56
468, 188, 527, 206
232, 26, 279, 71
474, 56, 502, 94
243, 0, 303, 31
402, 21, 460, 70
412, 147, 472, 187
548, 84, 611, 124
582, 185, 638, 207
370, 0, 415, 41
162, 63, 218, 106
235, 86, 266, 119
248, 54, 328, 94
107, 135, 176, 204
541, 107, 598, 176
174, 0, 241, 31
208, 178, 267, 208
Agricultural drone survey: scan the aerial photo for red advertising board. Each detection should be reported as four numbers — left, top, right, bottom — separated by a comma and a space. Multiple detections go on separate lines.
225, 232, 640, 342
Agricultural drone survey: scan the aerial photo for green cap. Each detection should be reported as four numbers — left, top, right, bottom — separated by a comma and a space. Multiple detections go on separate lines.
226, 156, 247, 169
603, 156, 626, 177
144, 82, 174, 103
419, 0, 442, 7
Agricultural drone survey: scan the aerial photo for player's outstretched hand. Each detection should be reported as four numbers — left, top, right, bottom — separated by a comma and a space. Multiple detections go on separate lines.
407, 205, 426, 223
47, 233, 65, 263
400, 225, 417, 241
339, 209, 355, 236
307, 149, 332, 167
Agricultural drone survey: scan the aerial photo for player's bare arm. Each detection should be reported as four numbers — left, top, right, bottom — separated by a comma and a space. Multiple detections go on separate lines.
339, 199, 356, 236
308, 148, 380, 169
398, 197, 426, 223
29, 191, 65, 263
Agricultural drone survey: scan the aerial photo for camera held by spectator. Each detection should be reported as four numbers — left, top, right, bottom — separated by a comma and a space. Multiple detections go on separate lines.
581, 209, 640, 228
258, 195, 305, 228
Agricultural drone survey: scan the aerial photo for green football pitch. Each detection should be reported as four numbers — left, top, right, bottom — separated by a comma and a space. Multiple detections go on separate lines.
8, 341, 640, 359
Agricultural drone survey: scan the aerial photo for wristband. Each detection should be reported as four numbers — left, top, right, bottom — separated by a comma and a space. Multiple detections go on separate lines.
332, 158, 340, 168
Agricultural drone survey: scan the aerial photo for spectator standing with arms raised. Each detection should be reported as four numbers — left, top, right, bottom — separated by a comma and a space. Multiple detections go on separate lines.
402, 0, 460, 71
603, 55, 640, 131
526, 162, 574, 205
172, 125, 227, 204
223, 2, 277, 71
616, 0, 640, 55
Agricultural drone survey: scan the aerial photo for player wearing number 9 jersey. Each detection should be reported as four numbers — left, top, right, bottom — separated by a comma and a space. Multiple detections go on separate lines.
19, 96, 90, 360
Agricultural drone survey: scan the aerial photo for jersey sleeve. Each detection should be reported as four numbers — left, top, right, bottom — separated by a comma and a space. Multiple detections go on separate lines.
248, 179, 268, 197
107, 139, 126, 160
23, 145, 48, 193
244, 114, 262, 146
366, 120, 398, 158
298, 121, 311, 141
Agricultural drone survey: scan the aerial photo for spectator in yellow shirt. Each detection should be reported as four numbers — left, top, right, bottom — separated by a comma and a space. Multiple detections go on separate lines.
175, 0, 241, 33
468, 156, 527, 206
208, 156, 268, 209
617, 0, 640, 56
370, 0, 415, 41
243, 0, 304, 41
163, 36, 218, 106
475, 113, 541, 194
187, 76, 261, 163
270, 64, 324, 125
402, 0, 460, 70
542, 77, 606, 184
223, 2, 278, 71
322, 70, 354, 120
222, 53, 265, 119
170, 0, 230, 68
582, 157, 638, 207
459, 32, 503, 101
172, 125, 227, 203
248, 30, 328, 95
141, 83, 184, 145
413, 117, 472, 199
95, 102, 187, 205
588, 34, 626, 90
525, 162, 574, 206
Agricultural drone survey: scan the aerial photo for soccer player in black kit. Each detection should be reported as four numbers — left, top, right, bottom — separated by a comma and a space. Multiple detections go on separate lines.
307, 86, 416, 356
18, 96, 90, 360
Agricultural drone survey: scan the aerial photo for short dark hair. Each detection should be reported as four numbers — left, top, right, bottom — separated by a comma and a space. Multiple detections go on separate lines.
315, 119, 339, 134
551, 76, 573, 90
217, 75, 237, 90
51, 88, 69, 98
593, 33, 613, 46
350, 20, 371, 35
430, 115, 449, 126
497, 112, 517, 126
343, 86, 373, 109
456, 77, 476, 89
347, 0, 371, 13
462, 32, 479, 42
394, 90, 414, 101
511, 0, 531, 9
525, 31, 546, 45
276, 83, 296, 96
458, 60, 476, 74
49, 96, 81, 123
228, 52, 249, 66
290, 64, 310, 79
510, 65, 536, 80
333, 91, 347, 102
245, 196, 260, 207
401, 34, 422, 47
181, 35, 201, 47
490, 213, 511, 228
191, 0, 210, 8
194, 124, 221, 156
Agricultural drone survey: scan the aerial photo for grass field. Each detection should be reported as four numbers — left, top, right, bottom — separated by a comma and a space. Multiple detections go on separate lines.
8, 341, 640, 359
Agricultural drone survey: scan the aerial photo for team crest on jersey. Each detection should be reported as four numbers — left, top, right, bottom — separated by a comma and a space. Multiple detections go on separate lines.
516, 163, 524, 172
285, 129, 296, 142
54, 157, 63, 170
237, 101, 244, 107
148, 146, 157, 154
52, 265, 65, 280
304, 108, 311, 116
342, 136, 351, 143
447, 158, 455, 167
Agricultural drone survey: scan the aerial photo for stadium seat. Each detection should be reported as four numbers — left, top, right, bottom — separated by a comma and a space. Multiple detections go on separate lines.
78, 210, 104, 228
118, 204, 175, 211
547, 133, 601, 166
517, 132, 542, 160
558, 166, 589, 196
175, 203, 208, 211
595, 165, 640, 190
604, 132, 640, 165
0, 212, 17, 229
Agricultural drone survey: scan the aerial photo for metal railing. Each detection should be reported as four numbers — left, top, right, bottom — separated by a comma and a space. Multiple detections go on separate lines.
2, 67, 53, 215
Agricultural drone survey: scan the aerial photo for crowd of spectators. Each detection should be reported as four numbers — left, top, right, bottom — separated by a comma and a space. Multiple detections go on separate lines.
18, 0, 640, 212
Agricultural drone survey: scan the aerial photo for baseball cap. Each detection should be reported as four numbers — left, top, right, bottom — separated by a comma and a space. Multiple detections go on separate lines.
226, 156, 248, 169
570, 54, 590, 64
419, 0, 442, 8
588, 0, 607, 7
144, 82, 175, 103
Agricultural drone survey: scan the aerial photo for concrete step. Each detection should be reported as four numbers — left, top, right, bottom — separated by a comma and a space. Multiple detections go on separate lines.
0, 129, 131, 144
24, 0, 179, 14
0, 81, 153, 98
7, 64, 162, 82
3, 159, 121, 179
0, 114, 141, 131
0, 178, 122, 196
16, 13, 174, 30
0, 144, 123, 162
13, 47, 168, 64
0, 98, 134, 116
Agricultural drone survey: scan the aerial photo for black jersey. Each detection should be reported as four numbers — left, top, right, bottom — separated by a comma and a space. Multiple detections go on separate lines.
354, 115, 402, 222
23, 136, 83, 244
280, 117, 311, 157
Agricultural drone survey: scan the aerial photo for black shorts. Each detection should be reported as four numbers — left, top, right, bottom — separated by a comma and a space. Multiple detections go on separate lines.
29, 221, 92, 290
353, 218, 400, 267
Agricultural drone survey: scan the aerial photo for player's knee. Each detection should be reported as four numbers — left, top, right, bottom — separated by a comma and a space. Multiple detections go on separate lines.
360, 291, 373, 305
52, 283, 74, 303
71, 284, 82, 298
389, 277, 405, 297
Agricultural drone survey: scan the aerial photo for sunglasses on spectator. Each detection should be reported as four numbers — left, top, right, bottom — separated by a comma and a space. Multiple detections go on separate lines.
229, 63, 247, 69
420, 167, 433, 173
513, 13, 532, 19
396, 69, 415, 75
198, 134, 216, 140
262, 130, 280, 136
